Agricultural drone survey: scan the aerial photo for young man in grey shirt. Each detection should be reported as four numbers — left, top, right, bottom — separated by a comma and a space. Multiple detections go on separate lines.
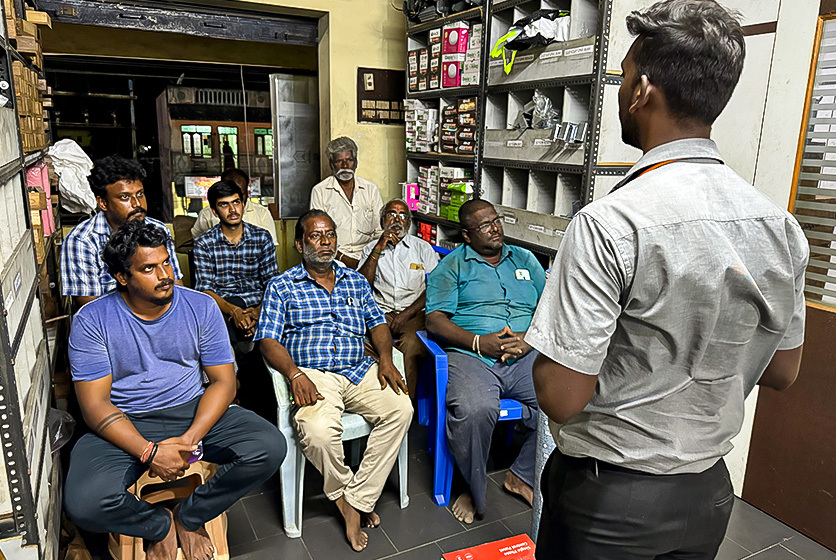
526, 1, 809, 558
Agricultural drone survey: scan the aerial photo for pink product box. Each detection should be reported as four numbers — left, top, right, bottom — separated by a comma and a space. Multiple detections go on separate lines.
405, 183, 420, 211
442, 59, 464, 88
442, 22, 469, 54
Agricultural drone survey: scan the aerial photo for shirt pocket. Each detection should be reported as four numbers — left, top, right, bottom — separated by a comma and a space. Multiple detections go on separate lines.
356, 206, 378, 237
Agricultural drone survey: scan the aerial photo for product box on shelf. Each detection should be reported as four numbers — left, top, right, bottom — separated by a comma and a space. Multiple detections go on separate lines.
404, 183, 420, 210
428, 27, 442, 45
442, 53, 466, 88
408, 50, 419, 77
439, 166, 472, 180
468, 23, 483, 51
442, 21, 470, 54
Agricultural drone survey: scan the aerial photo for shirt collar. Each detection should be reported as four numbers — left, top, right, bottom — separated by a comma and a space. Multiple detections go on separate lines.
619, 138, 724, 186
326, 175, 367, 190
462, 242, 512, 264
290, 260, 347, 283
209, 221, 250, 244
91, 211, 113, 235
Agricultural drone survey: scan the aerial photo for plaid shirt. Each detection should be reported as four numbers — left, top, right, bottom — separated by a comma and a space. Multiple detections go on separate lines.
193, 222, 278, 308
61, 213, 182, 297
255, 262, 386, 384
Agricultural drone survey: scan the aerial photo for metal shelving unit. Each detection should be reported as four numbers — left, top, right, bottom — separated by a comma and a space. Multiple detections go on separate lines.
0, 1, 60, 558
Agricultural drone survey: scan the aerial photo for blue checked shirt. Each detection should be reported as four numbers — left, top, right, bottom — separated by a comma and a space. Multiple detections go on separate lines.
193, 222, 278, 308
61, 212, 182, 297
255, 262, 386, 384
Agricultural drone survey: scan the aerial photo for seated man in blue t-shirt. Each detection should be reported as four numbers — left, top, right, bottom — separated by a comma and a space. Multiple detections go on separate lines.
426, 199, 546, 525
64, 220, 286, 560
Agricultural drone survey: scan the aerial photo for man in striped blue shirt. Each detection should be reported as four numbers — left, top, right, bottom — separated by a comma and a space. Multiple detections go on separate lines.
193, 180, 278, 346
256, 210, 412, 553
61, 155, 182, 308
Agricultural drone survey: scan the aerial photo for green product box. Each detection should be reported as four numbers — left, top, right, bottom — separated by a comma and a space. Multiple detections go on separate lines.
439, 205, 449, 220
447, 206, 460, 223
450, 192, 472, 207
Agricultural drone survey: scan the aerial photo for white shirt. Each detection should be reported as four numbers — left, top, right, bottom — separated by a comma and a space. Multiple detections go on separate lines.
310, 175, 384, 259
358, 234, 439, 313
191, 200, 278, 245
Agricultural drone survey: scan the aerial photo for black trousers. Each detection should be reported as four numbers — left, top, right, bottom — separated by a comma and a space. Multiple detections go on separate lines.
64, 397, 286, 542
536, 450, 733, 560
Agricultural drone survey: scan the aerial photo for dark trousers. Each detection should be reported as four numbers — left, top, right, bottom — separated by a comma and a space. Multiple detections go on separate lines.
64, 398, 286, 542
446, 350, 539, 515
536, 449, 734, 560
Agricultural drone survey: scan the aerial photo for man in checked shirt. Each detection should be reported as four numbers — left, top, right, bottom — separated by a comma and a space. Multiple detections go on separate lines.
193, 180, 278, 348
257, 209, 412, 553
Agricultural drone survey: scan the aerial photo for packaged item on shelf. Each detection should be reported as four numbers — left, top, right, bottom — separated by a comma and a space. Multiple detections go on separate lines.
404, 183, 420, 211
457, 97, 477, 113
457, 139, 476, 154
404, 100, 438, 152
408, 49, 419, 77
439, 166, 472, 180
419, 48, 429, 75
441, 53, 466, 88
442, 21, 470, 54
458, 111, 477, 126
456, 125, 476, 141
468, 23, 483, 51
428, 27, 442, 45
408, 75, 418, 92
429, 42, 442, 89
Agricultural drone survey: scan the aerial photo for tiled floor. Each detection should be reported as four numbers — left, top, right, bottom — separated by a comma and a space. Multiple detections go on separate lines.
79, 419, 836, 560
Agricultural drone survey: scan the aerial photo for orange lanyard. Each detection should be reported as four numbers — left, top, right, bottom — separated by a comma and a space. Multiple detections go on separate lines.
612, 156, 723, 192
637, 159, 684, 178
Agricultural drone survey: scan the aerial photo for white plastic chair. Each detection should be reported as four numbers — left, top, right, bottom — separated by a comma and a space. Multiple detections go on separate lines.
264, 350, 410, 539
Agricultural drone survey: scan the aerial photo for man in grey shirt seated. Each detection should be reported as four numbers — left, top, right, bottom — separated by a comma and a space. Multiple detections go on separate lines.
525, 1, 809, 558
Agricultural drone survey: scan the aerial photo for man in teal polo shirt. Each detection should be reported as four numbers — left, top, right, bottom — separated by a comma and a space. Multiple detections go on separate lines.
426, 199, 546, 524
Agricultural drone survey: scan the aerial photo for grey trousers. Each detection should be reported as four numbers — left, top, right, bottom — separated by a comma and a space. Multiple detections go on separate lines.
446, 349, 539, 515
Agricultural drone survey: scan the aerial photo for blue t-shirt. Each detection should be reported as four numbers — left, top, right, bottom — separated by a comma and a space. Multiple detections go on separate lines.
426, 243, 546, 365
68, 287, 234, 414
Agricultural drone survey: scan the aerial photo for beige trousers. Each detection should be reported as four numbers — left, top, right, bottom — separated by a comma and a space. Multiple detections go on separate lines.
293, 364, 413, 512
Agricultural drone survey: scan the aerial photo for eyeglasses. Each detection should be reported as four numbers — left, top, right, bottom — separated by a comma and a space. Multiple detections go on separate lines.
384, 211, 410, 221
466, 217, 503, 235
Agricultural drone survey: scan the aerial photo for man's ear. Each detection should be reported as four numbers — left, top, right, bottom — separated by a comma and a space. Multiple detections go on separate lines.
114, 271, 129, 289
630, 75, 653, 114
96, 195, 108, 213
211, 207, 218, 218
461, 228, 471, 244
295, 239, 303, 254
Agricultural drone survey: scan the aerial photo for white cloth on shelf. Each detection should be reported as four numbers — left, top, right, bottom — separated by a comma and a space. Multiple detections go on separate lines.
48, 139, 95, 214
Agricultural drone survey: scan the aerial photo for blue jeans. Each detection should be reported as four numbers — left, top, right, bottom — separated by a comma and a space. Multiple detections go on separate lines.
445, 349, 539, 515
64, 397, 285, 541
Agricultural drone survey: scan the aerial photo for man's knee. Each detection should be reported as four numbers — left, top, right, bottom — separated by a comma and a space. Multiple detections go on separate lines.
255, 425, 287, 472
64, 474, 122, 531
389, 396, 414, 428
448, 393, 499, 425
297, 414, 340, 450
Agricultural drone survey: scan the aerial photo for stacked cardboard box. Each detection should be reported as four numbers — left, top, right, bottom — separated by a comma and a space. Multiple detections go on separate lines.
3, 0, 17, 41
416, 221, 437, 245
440, 104, 458, 154
405, 99, 438, 153
461, 23, 482, 86
13, 60, 47, 152
441, 21, 469, 88
440, 97, 478, 155
417, 165, 440, 215
428, 27, 442, 90
438, 166, 473, 220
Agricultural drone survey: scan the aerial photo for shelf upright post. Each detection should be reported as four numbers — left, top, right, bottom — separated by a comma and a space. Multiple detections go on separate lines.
581, 0, 616, 205
473, 4, 490, 199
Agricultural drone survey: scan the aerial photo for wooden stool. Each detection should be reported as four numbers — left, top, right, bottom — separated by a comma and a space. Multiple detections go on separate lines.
107, 461, 229, 560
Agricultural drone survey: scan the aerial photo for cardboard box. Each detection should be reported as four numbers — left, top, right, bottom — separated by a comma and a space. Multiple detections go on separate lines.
25, 9, 52, 27
458, 98, 477, 112
407, 49, 419, 76
442, 21, 469, 54
442, 534, 535, 560
418, 48, 429, 74
428, 27, 441, 44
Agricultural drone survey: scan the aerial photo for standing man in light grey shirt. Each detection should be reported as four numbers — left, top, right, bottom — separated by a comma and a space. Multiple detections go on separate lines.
526, 1, 809, 558
358, 199, 438, 397
310, 137, 384, 269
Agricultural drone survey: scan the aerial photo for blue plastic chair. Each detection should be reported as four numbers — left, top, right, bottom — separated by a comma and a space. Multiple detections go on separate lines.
415, 330, 523, 507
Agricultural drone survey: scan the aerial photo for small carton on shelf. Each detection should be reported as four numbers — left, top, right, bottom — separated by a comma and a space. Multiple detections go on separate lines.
442, 54, 466, 88
468, 23, 483, 51
404, 183, 420, 211
408, 75, 418, 93
439, 166, 472, 180
418, 48, 429, 75
442, 21, 469, 54
428, 27, 442, 45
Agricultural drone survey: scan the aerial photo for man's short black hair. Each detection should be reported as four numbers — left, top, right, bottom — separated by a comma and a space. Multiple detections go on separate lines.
102, 220, 168, 292
221, 168, 250, 190
296, 209, 336, 242
626, 0, 745, 125
89, 155, 147, 200
207, 180, 243, 210
458, 199, 495, 230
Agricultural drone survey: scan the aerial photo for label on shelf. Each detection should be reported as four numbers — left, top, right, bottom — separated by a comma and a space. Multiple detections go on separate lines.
489, 60, 503, 67
528, 224, 546, 233
503, 216, 517, 225
533, 138, 553, 147
506, 140, 523, 148
565, 45, 594, 57
516, 54, 536, 64
540, 50, 564, 61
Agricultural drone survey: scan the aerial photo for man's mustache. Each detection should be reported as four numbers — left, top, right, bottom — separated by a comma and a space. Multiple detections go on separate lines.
155, 279, 174, 290
129, 208, 146, 218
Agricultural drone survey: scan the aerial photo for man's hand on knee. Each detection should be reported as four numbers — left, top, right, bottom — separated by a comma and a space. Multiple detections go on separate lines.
291, 372, 324, 406
377, 362, 408, 395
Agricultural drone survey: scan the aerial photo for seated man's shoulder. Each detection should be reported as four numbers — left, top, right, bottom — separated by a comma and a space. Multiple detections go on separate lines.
65, 214, 102, 243
244, 222, 274, 244
75, 290, 120, 318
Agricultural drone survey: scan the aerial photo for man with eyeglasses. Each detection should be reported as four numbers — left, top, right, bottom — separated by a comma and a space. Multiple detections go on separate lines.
425, 199, 546, 524
310, 136, 384, 269
257, 210, 412, 552
193, 180, 278, 349
358, 199, 439, 397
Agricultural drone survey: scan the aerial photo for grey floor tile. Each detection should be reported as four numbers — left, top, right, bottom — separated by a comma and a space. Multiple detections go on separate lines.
304, 515, 397, 560
747, 544, 803, 559
226, 500, 257, 550
436, 521, 512, 553
377, 492, 467, 551
385, 543, 444, 560
501, 511, 533, 538
782, 536, 836, 560
242, 489, 283, 540
725, 499, 801, 553
229, 532, 312, 560
715, 538, 750, 560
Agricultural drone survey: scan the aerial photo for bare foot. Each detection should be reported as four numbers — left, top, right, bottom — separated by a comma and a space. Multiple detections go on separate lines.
336, 496, 369, 552
361, 511, 380, 528
146, 509, 177, 560
451, 493, 476, 524
503, 471, 534, 506
173, 504, 215, 560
